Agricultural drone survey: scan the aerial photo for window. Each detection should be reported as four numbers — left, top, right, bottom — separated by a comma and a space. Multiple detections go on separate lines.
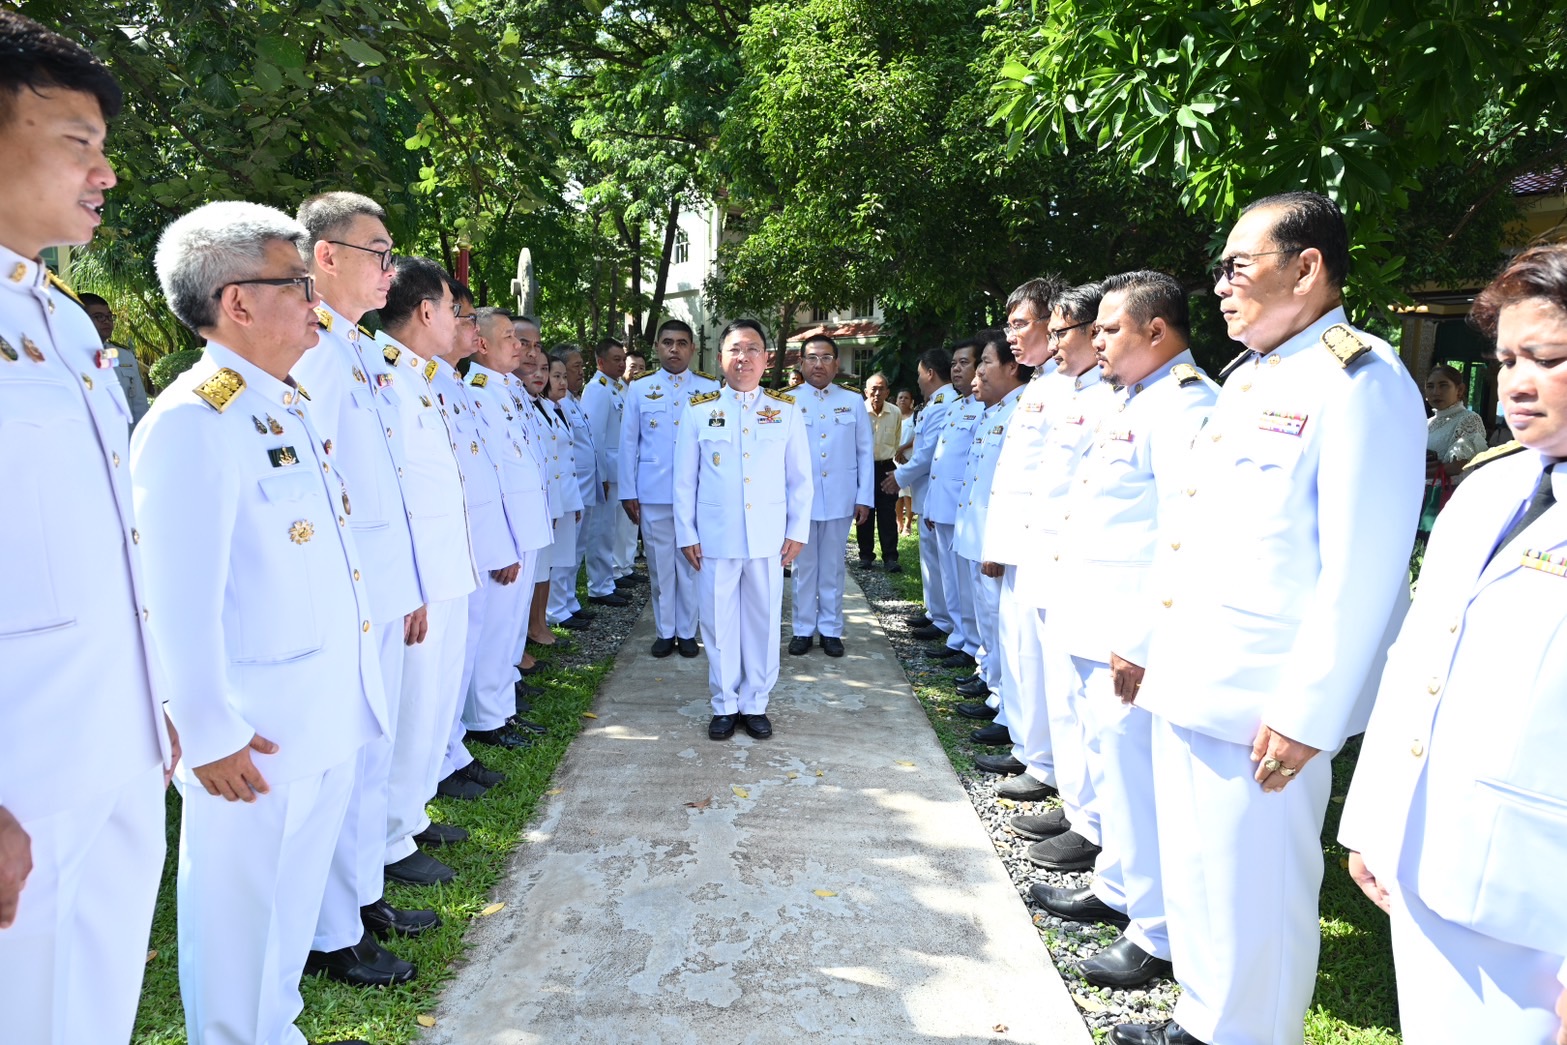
851, 296, 875, 319
673, 229, 689, 265
810, 304, 830, 323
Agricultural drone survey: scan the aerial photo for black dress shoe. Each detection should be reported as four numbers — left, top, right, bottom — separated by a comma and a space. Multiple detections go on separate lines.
467, 726, 533, 750
956, 701, 998, 721
518, 661, 545, 676
651, 636, 677, 657
1026, 830, 1102, 871
1028, 883, 1130, 927
618, 572, 646, 586
589, 592, 629, 607
436, 770, 489, 800
903, 612, 933, 627
911, 624, 948, 641
413, 822, 469, 848
935, 645, 968, 659
820, 636, 845, 658
305, 929, 417, 987
508, 716, 548, 735
385, 849, 456, 886
362, 898, 441, 939
974, 753, 1026, 775
559, 615, 591, 630
970, 722, 1011, 745
996, 774, 1058, 801
709, 714, 736, 740
572, 608, 598, 620
883, 562, 902, 574
940, 651, 976, 668
677, 636, 700, 658
955, 677, 990, 698
1108, 1020, 1208, 1045
514, 680, 543, 699
1009, 807, 1070, 840
461, 758, 505, 787
1078, 935, 1173, 989
788, 635, 813, 656
739, 713, 773, 739
858, 558, 875, 569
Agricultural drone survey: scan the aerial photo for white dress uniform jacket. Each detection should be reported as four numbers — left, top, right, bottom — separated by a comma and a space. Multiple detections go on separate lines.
581, 371, 623, 500
981, 362, 1070, 567
620, 367, 722, 503
954, 386, 1023, 563
431, 360, 518, 571
799, 380, 874, 517
925, 392, 983, 527
562, 391, 602, 509
467, 364, 553, 554
892, 382, 953, 514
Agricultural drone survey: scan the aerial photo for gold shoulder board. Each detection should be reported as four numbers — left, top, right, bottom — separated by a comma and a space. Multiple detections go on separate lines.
313, 306, 333, 332
383, 344, 401, 366
45, 271, 84, 307
471, 372, 489, 388
1461, 440, 1525, 477
194, 368, 245, 412
1321, 324, 1371, 368
424, 359, 439, 382
1172, 363, 1203, 387
932, 392, 945, 404
764, 387, 795, 405
690, 390, 721, 406
635, 370, 658, 382
596, 374, 607, 386
694, 369, 718, 381
837, 380, 862, 393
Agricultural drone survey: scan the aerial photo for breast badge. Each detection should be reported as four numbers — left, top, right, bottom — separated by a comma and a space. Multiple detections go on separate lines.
757, 404, 782, 425
268, 446, 299, 468
288, 520, 314, 544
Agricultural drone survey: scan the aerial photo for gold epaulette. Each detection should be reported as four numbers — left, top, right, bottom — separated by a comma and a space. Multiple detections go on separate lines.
693, 369, 718, 381
1321, 324, 1371, 368
383, 344, 401, 366
764, 387, 795, 405
313, 306, 334, 332
45, 271, 83, 307
194, 368, 245, 412
471, 372, 488, 388
690, 390, 721, 406
932, 392, 946, 404
1172, 363, 1203, 387
1461, 440, 1525, 476
634, 370, 659, 382
836, 380, 861, 393
595, 374, 608, 386
423, 359, 439, 382
1217, 349, 1251, 383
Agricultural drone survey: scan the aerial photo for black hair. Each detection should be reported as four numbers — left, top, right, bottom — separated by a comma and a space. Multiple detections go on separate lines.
1052, 281, 1104, 324
918, 347, 952, 379
976, 328, 1034, 383
380, 256, 450, 330
718, 318, 768, 349
1005, 275, 1066, 319
1241, 190, 1350, 290
0, 11, 122, 125
449, 279, 473, 306
655, 318, 695, 341
1472, 244, 1567, 338
79, 291, 110, 309
1100, 270, 1190, 339
802, 333, 839, 356
594, 337, 624, 358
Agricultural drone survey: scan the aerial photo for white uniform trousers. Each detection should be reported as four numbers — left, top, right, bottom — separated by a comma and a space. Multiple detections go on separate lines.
791, 516, 853, 638
917, 521, 953, 634
1390, 881, 1563, 1044
1038, 628, 1097, 847
1152, 717, 1333, 1045
616, 497, 638, 576
1076, 656, 1168, 960
313, 621, 403, 951
641, 502, 698, 640
933, 522, 974, 654
965, 558, 1003, 697
0, 762, 164, 1045
547, 511, 592, 623
998, 568, 1053, 785
585, 487, 621, 596
385, 596, 468, 864
180, 756, 356, 1045
698, 555, 784, 715
463, 551, 535, 734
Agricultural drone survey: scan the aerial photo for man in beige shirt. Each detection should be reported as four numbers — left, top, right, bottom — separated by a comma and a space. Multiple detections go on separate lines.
858, 373, 905, 572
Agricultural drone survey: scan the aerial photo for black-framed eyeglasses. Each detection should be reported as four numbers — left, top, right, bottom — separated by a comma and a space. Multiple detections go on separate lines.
1212, 248, 1303, 284
326, 240, 394, 271
1004, 315, 1045, 333
1046, 318, 1093, 342
453, 305, 479, 326
213, 275, 315, 301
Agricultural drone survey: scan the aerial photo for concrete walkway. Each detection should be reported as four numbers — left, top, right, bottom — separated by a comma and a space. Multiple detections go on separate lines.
426, 580, 1090, 1045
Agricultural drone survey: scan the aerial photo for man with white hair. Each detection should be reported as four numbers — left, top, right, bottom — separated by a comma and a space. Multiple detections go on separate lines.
134, 199, 383, 1045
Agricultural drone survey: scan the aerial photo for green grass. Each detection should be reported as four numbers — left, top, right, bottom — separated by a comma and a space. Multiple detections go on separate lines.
132, 624, 611, 1044
866, 532, 1404, 1044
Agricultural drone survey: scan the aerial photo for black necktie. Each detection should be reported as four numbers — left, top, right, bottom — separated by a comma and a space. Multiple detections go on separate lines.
1491, 464, 1556, 562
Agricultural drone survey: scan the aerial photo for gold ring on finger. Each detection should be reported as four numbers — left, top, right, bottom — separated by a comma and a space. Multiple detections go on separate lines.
1279, 766, 1296, 777
1261, 756, 1282, 773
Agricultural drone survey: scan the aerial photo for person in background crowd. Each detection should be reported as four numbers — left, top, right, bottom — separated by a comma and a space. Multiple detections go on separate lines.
894, 388, 917, 535
922, 341, 984, 670
582, 337, 631, 607
857, 372, 904, 571
81, 290, 150, 423
886, 348, 954, 633
547, 344, 601, 631
0, 14, 175, 1043
1343, 243, 1567, 1045
1419, 363, 1491, 530
516, 315, 568, 654
623, 346, 647, 383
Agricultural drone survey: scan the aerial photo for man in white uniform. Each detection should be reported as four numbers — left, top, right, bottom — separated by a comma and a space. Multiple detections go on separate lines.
1116, 192, 1426, 1045
620, 319, 720, 658
547, 343, 601, 629
135, 200, 384, 1045
82, 291, 150, 424
0, 18, 175, 1041
582, 338, 631, 607
884, 348, 954, 638
923, 341, 983, 667
676, 319, 812, 741
787, 334, 873, 658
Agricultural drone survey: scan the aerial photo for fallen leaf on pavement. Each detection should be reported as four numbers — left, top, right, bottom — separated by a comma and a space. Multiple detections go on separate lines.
731, 785, 750, 799
815, 770, 824, 777
995, 798, 1017, 809
814, 890, 837, 898
1074, 994, 1110, 1013
894, 760, 916, 768
581, 711, 598, 719
417, 1015, 437, 1028
545, 788, 562, 795
480, 902, 505, 916
786, 771, 799, 779
685, 796, 712, 810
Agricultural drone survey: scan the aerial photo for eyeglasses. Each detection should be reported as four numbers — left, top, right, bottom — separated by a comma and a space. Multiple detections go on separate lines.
452, 305, 478, 326
326, 240, 394, 272
1046, 318, 1093, 342
213, 275, 315, 301
1005, 315, 1045, 334
801, 353, 836, 364
1212, 248, 1303, 284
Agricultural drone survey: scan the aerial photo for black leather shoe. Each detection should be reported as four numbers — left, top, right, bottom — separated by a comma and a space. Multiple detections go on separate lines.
517, 661, 545, 676
362, 898, 441, 939
1078, 935, 1172, 989
572, 608, 597, 620
618, 572, 647, 586
739, 713, 773, 739
820, 636, 845, 658
461, 759, 505, 787
903, 612, 932, 627
996, 774, 1058, 801
1107, 1020, 1208, 1045
385, 850, 456, 886
883, 562, 902, 574
559, 615, 591, 630
677, 636, 700, 658
970, 722, 1011, 745
652, 636, 677, 658
514, 680, 543, 700
589, 592, 629, 607
413, 822, 469, 848
507, 716, 549, 735
515, 696, 534, 717
956, 701, 998, 721
709, 714, 736, 740
788, 635, 813, 656
956, 677, 990, 698
911, 625, 948, 641
1028, 883, 1130, 927
1009, 807, 1070, 840
858, 558, 875, 569
305, 929, 417, 987
436, 770, 489, 800
1026, 830, 1102, 871
974, 753, 1026, 775
939, 651, 976, 668
935, 645, 968, 659
467, 726, 533, 750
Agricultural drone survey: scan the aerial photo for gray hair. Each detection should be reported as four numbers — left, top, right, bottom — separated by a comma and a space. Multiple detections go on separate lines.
296, 191, 386, 256
155, 201, 306, 333
548, 343, 583, 365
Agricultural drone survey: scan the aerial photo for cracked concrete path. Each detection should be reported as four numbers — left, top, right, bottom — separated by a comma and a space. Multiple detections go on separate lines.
424, 579, 1090, 1045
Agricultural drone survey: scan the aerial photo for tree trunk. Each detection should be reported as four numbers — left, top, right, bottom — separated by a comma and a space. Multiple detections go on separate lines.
641, 196, 683, 343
